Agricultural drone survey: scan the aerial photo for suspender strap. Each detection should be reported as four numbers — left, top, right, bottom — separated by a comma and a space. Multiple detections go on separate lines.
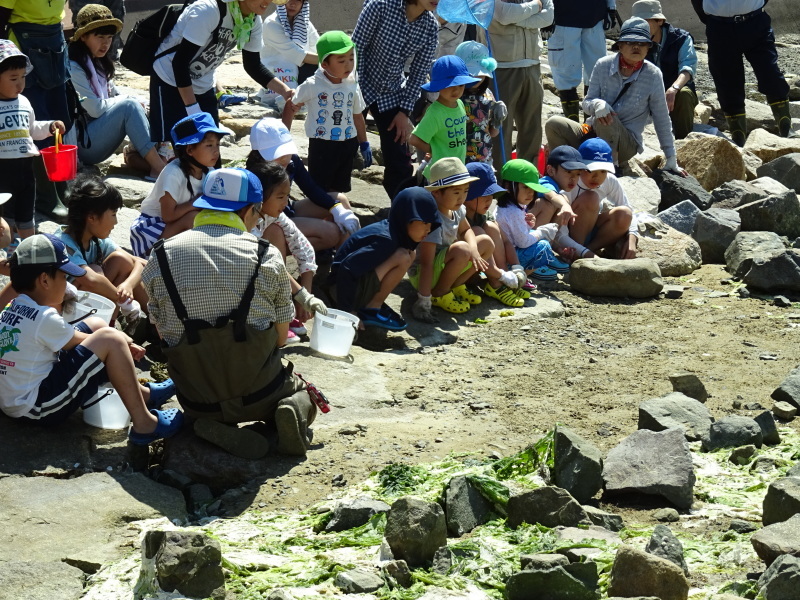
230, 238, 271, 342
153, 238, 202, 344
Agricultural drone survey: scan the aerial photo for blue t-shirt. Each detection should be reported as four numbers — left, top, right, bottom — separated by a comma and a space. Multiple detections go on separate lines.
537, 175, 559, 196
56, 227, 119, 268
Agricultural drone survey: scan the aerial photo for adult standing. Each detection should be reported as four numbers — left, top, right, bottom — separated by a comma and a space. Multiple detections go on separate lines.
478, 0, 554, 174
690, 0, 791, 146
632, 0, 697, 140
149, 0, 292, 146
546, 0, 621, 122
352, 0, 439, 199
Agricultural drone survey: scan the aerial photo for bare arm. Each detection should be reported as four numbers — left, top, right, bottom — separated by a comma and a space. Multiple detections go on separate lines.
160, 192, 197, 224
416, 241, 437, 297
409, 134, 431, 155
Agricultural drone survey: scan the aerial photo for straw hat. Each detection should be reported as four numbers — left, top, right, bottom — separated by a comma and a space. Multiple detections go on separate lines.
71, 4, 123, 42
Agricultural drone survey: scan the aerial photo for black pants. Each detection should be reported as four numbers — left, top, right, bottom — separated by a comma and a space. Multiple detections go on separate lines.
0, 157, 35, 229
366, 104, 412, 200
706, 10, 789, 114
149, 74, 219, 143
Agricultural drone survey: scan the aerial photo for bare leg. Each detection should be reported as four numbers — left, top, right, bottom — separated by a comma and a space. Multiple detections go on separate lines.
529, 197, 558, 226
293, 217, 341, 251
569, 189, 600, 244
144, 146, 167, 179
264, 223, 288, 257
587, 206, 632, 254
364, 248, 415, 309
431, 242, 474, 297
102, 252, 149, 308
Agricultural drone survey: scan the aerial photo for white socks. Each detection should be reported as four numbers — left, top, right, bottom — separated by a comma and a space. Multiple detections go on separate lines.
555, 225, 591, 258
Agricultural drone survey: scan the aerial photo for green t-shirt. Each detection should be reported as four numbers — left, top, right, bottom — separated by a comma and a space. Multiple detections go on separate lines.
412, 99, 468, 179
0, 0, 65, 46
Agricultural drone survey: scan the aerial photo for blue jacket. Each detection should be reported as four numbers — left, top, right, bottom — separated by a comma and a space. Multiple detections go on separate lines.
647, 23, 696, 93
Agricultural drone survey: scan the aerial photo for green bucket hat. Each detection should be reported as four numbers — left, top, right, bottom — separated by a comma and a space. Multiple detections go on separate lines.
500, 159, 549, 193
316, 30, 355, 64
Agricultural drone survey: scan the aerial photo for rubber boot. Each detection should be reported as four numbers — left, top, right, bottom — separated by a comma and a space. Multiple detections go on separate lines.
558, 88, 581, 122
33, 156, 68, 222
769, 98, 792, 138
275, 390, 317, 456
724, 112, 747, 147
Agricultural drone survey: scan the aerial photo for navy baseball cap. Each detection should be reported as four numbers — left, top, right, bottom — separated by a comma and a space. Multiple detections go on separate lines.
171, 112, 229, 146
12, 233, 85, 277
466, 162, 505, 200
194, 168, 264, 212
547, 145, 586, 171
421, 55, 481, 92
578, 138, 615, 172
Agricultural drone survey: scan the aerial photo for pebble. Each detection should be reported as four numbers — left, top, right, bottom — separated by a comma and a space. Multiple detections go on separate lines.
469, 402, 491, 411
434, 438, 443, 443
653, 508, 680, 522
743, 341, 757, 347
662, 284, 684, 299
772, 401, 797, 420
759, 353, 778, 361
744, 402, 764, 411
728, 519, 758, 534
774, 295, 792, 308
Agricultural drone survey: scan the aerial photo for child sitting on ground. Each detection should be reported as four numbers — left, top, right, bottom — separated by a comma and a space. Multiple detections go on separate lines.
130, 113, 228, 257
328, 187, 441, 331
495, 159, 570, 281
0, 234, 180, 445
409, 56, 479, 180
284, 31, 372, 196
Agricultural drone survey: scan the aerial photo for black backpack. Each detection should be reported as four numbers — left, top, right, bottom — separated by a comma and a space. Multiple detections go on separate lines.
120, 0, 226, 76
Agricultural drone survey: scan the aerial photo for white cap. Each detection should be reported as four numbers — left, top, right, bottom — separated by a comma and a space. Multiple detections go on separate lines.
250, 118, 298, 162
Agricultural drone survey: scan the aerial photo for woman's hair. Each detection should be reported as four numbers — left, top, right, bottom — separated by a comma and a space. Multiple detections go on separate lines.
0, 55, 28, 75
174, 131, 221, 195
65, 174, 123, 248
496, 182, 526, 210
248, 161, 290, 201
68, 26, 118, 82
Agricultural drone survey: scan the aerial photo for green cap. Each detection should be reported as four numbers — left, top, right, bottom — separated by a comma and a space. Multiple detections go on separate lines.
500, 159, 549, 193
316, 30, 355, 64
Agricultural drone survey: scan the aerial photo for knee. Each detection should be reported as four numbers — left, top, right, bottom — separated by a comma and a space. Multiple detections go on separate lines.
611, 206, 632, 230
448, 241, 472, 261
394, 247, 415, 268
120, 96, 143, 116
476, 233, 495, 253
573, 190, 601, 214
82, 316, 108, 332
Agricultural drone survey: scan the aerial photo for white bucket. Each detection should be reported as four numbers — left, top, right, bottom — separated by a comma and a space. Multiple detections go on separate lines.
309, 309, 359, 357
63, 291, 116, 326
82, 384, 131, 429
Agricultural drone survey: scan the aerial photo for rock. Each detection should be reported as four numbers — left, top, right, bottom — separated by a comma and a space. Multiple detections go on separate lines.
520, 553, 570, 570
636, 226, 702, 276
570, 257, 663, 298
754, 410, 782, 446
505, 567, 597, 600
757, 554, 800, 600
0, 561, 85, 600
772, 365, 800, 409
646, 524, 689, 576
603, 428, 695, 509
384, 497, 447, 567
773, 401, 798, 420
711, 180, 768, 209
668, 373, 708, 402
141, 530, 225, 600
657, 200, 702, 235
789, 463, 800, 478
724, 230, 787, 276
652, 169, 713, 211
619, 176, 662, 215
186, 483, 214, 514
751, 176, 792, 196
383, 560, 413, 588
676, 135, 746, 191
691, 208, 742, 264
662, 284, 684, 298
703, 416, 763, 451
216, 117, 257, 138
267, 590, 296, 600
638, 392, 713, 442
552, 426, 604, 504
417, 588, 492, 600
729, 519, 758, 533
444, 476, 496, 536
695, 103, 712, 124
653, 508, 680, 522
334, 568, 385, 593
736, 191, 800, 238
103, 175, 154, 208
762, 478, 800, 526
742, 150, 763, 181
744, 128, 800, 163
608, 545, 689, 600
729, 445, 757, 465
325, 497, 391, 532
751, 513, 800, 565
757, 153, 800, 193
583, 505, 624, 531
507, 486, 589, 529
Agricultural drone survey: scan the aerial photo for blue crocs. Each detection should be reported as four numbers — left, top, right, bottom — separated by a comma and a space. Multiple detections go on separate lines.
128, 408, 184, 445
528, 265, 558, 281
548, 257, 570, 274
146, 378, 176, 408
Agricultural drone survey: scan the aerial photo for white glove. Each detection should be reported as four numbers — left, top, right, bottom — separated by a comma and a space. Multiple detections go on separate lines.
64, 282, 79, 301
593, 100, 612, 119
118, 298, 146, 319
185, 102, 201, 116
330, 204, 361, 235
510, 264, 527, 286
293, 288, 328, 316
663, 155, 680, 173
537, 222, 559, 242
412, 293, 438, 323
499, 270, 519, 288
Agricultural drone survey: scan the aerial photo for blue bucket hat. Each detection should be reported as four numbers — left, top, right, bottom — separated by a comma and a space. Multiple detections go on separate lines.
466, 162, 505, 200
171, 112, 229, 146
547, 145, 586, 171
421, 55, 481, 92
193, 168, 263, 212
578, 138, 615, 173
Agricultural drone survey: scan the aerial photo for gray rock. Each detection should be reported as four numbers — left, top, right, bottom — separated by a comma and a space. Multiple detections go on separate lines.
772, 365, 800, 409
636, 226, 703, 276
563, 561, 599, 591
325, 497, 391, 532
757, 153, 800, 193
103, 175, 154, 208
736, 191, 800, 238
751, 176, 791, 196
728, 519, 758, 533
603, 428, 696, 509
762, 477, 800, 526
703, 416, 763, 451
608, 545, 690, 600
186, 483, 214, 514
505, 567, 597, 600
142, 530, 225, 600
334, 568, 384, 593
619, 176, 662, 215
417, 588, 493, 600
552, 426, 604, 504
751, 513, 800, 565
691, 208, 742, 264
757, 554, 800, 600
662, 284, 684, 298
725, 231, 787, 278
520, 553, 570, 571
668, 373, 708, 402
506, 486, 590, 529
556, 524, 622, 545
382, 560, 413, 588
638, 392, 714, 442
734, 247, 800, 293
0, 561, 85, 600
773, 401, 798, 420
646, 525, 689, 576
711, 180, 768, 209
570, 257, 663, 298
583, 505, 624, 531
788, 462, 800, 478
653, 169, 713, 211
754, 410, 782, 445
729, 445, 757, 465
384, 497, 447, 567
657, 200, 702, 235
267, 590, 297, 600
444, 476, 497, 536
653, 508, 680, 522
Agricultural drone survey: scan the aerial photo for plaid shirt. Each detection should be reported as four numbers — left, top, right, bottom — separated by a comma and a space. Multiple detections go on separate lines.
352, 0, 438, 114
142, 225, 294, 347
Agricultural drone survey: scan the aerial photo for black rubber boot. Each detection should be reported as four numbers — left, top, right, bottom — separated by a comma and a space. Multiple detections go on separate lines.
769, 98, 792, 138
724, 112, 747, 147
33, 156, 68, 222
558, 88, 581, 122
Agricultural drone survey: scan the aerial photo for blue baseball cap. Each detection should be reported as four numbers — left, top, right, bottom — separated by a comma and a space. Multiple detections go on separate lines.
547, 145, 586, 171
12, 233, 85, 277
171, 112, 229, 146
578, 138, 615, 173
466, 162, 504, 200
193, 168, 263, 212
421, 55, 481, 92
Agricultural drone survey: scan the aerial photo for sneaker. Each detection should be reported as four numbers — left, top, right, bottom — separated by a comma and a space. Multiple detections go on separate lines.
358, 306, 407, 331
521, 279, 538, 293
289, 318, 307, 336
528, 265, 558, 281
284, 330, 302, 344
548, 257, 570, 274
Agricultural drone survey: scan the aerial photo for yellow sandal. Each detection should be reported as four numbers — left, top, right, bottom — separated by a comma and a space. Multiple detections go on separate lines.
452, 284, 482, 305
484, 284, 525, 308
431, 291, 471, 314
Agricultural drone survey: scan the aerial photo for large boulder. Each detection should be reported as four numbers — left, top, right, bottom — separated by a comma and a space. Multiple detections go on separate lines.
325, 497, 391, 532
619, 176, 662, 215
725, 231, 787, 275
703, 415, 763, 451
736, 191, 800, 238
676, 135, 746, 191
384, 497, 447, 567
444, 476, 496, 537
0, 562, 85, 600
652, 169, 713, 211
691, 208, 741, 264
762, 477, 800, 526
636, 226, 702, 276
569, 257, 663, 298
103, 176, 155, 208
552, 426, 604, 504
711, 180, 768, 209
757, 154, 800, 193
772, 365, 800, 409
657, 200, 701, 235
608, 545, 689, 600
638, 392, 713, 442
737, 249, 800, 293
751, 176, 792, 196
744, 128, 800, 163
757, 554, 800, 600
506, 487, 590, 529
334, 568, 385, 593
751, 514, 800, 566
603, 428, 696, 509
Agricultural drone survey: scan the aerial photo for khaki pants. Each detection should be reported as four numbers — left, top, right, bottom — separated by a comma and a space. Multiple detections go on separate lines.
544, 115, 639, 166
671, 87, 698, 140
493, 64, 543, 174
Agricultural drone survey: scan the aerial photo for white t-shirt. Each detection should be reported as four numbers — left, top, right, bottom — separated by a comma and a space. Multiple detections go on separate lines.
0, 95, 53, 159
294, 71, 366, 141
153, 0, 264, 94
140, 160, 204, 218
565, 174, 638, 237
0, 295, 75, 418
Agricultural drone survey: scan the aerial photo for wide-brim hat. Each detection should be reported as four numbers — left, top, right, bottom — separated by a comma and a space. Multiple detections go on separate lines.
425, 157, 479, 190
455, 41, 497, 79
71, 4, 123, 42
0, 39, 32, 75
193, 168, 264, 212
171, 112, 229, 146
466, 162, 504, 200
421, 55, 481, 92
615, 17, 654, 46
631, 0, 666, 20
500, 159, 549, 193
250, 118, 298, 161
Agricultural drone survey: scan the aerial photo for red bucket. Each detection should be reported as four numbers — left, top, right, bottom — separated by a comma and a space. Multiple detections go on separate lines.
40, 132, 77, 182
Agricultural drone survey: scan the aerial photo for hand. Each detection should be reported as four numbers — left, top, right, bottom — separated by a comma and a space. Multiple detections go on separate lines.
663, 155, 687, 177
128, 342, 146, 361
665, 87, 677, 112
604, 9, 623, 31
524, 212, 536, 228
555, 205, 576, 227
218, 93, 247, 108
489, 101, 508, 129
267, 78, 294, 101
51, 120, 66, 135
620, 234, 638, 259
293, 288, 329, 316
388, 111, 413, 144
470, 250, 489, 273
412, 293, 439, 323
117, 284, 134, 304
330, 203, 361, 235
540, 23, 556, 41
359, 141, 373, 168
